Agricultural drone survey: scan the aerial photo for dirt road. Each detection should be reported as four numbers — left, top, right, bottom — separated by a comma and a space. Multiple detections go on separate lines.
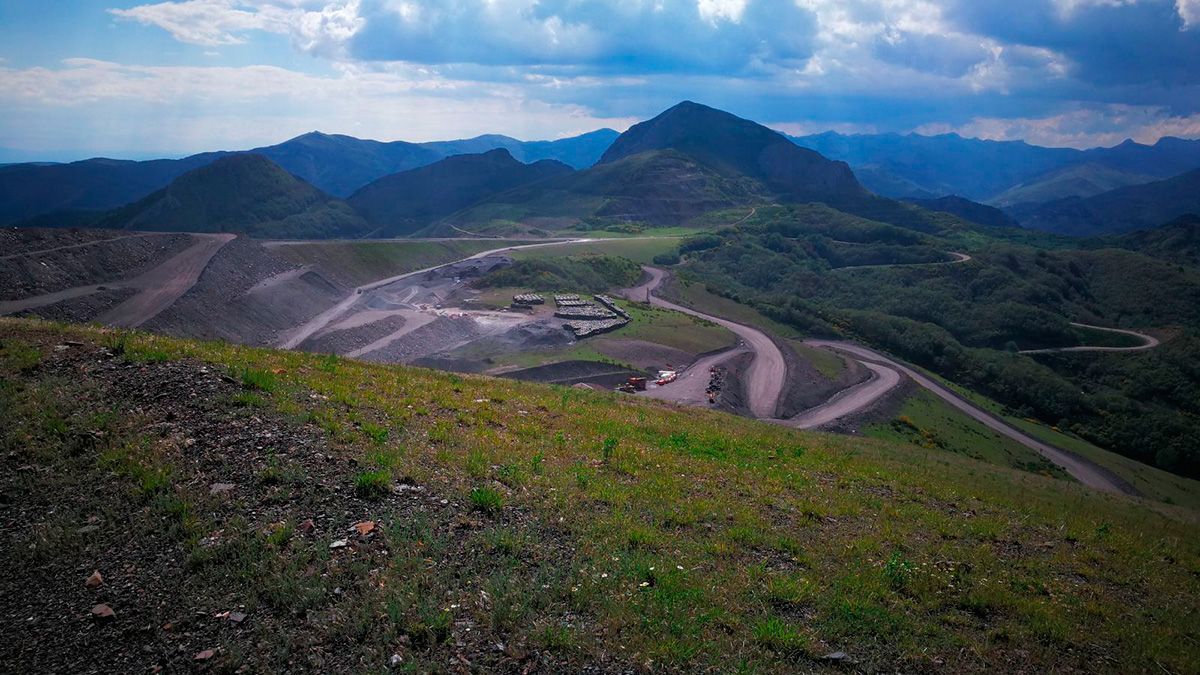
1, 233, 234, 327
97, 234, 235, 328
782, 361, 901, 429
1020, 322, 1160, 354
622, 267, 786, 418
831, 251, 972, 270
805, 340, 1134, 495
638, 346, 751, 407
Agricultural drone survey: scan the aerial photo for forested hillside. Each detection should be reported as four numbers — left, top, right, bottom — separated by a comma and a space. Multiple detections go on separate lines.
665, 206, 1200, 478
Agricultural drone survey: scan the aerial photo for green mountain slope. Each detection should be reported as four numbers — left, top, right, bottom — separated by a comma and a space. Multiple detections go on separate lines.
1, 318, 1196, 673
96, 154, 369, 239
1112, 213, 1200, 266
902, 195, 1018, 229
1012, 168, 1200, 236
602, 101, 863, 202
991, 162, 1157, 208
448, 148, 769, 230
348, 149, 574, 236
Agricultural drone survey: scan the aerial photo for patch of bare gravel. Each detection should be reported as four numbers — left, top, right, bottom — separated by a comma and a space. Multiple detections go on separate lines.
0, 229, 192, 300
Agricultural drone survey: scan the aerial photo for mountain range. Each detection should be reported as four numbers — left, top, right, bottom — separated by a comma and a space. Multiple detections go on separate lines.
0, 129, 618, 224
1011, 168, 1200, 236
348, 149, 574, 236
3, 101, 1199, 239
788, 131, 1200, 204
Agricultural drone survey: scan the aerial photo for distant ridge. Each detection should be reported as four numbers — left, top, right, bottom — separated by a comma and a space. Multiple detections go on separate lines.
789, 131, 1200, 203
0, 129, 619, 224
1011, 168, 1200, 236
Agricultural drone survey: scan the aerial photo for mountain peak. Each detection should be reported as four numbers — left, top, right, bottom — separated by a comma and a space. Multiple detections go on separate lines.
599, 101, 862, 201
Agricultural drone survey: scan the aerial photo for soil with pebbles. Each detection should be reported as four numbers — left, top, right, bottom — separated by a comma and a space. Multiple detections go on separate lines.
0, 323, 630, 674
297, 314, 408, 355
145, 237, 344, 347
13, 287, 138, 323
774, 338, 871, 419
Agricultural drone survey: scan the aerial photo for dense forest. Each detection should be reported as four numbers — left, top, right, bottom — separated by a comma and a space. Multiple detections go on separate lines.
671, 205, 1200, 478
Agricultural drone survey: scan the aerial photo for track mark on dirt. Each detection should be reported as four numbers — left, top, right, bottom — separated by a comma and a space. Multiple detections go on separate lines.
97, 234, 235, 328
1, 233, 234, 326
0, 233, 162, 261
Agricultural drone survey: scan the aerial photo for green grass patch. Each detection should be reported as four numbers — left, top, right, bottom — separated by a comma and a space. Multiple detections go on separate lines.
469, 486, 503, 514
354, 469, 391, 499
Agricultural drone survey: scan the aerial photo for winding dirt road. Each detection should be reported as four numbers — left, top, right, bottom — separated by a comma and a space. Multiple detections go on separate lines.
783, 361, 902, 429
622, 264, 1134, 495
621, 267, 787, 418
1020, 322, 1160, 354
804, 340, 1134, 494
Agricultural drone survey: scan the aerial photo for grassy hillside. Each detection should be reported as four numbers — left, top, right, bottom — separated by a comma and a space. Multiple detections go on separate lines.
97, 154, 369, 239
1, 318, 1197, 673
348, 150, 574, 237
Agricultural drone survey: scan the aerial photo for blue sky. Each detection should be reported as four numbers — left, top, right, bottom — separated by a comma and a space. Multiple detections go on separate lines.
1, 0, 1199, 160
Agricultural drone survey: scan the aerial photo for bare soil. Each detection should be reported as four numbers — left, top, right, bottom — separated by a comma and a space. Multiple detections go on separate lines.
0, 229, 192, 301
774, 338, 870, 419
13, 287, 137, 323
145, 237, 344, 346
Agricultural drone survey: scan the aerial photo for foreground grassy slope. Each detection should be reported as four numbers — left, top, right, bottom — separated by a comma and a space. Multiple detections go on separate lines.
1, 318, 1197, 673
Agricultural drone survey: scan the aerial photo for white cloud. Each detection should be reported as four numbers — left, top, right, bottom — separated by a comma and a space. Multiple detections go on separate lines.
914, 104, 1200, 148
0, 58, 635, 154
109, 0, 364, 53
1179, 0, 1200, 27
697, 0, 748, 23
109, 0, 292, 46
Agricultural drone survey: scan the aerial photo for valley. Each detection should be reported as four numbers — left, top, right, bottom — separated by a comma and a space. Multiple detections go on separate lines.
2, 99, 1200, 674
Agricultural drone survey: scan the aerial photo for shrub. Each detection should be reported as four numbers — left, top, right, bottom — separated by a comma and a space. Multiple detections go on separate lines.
240, 367, 277, 392
470, 486, 503, 514
354, 470, 391, 499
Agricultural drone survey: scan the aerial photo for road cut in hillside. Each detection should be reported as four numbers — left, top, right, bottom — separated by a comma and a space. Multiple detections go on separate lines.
621, 266, 786, 419
1019, 322, 1160, 354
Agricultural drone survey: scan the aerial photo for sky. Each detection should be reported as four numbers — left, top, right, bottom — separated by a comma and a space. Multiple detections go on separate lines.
1, 0, 1199, 160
